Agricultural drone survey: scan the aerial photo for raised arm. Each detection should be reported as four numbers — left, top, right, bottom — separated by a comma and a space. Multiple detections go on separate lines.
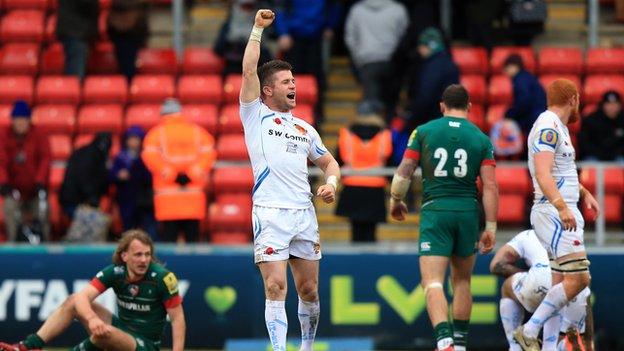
489, 244, 523, 278
167, 304, 186, 351
240, 9, 275, 103
479, 164, 498, 254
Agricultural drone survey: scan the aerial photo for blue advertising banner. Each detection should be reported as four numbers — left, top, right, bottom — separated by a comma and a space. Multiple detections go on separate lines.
0, 245, 622, 349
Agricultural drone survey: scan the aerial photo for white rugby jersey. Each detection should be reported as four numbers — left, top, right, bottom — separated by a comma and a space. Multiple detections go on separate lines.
507, 230, 550, 269
240, 98, 328, 209
528, 110, 579, 205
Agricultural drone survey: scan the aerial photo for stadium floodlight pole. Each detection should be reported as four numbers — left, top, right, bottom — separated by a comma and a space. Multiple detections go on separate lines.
172, 0, 184, 62
588, 0, 599, 48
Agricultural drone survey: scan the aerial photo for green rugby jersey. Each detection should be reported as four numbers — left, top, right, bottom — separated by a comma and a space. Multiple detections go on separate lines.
90, 262, 182, 343
405, 116, 495, 211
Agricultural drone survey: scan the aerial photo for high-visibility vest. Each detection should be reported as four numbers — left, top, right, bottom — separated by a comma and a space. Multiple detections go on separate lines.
338, 127, 392, 187
142, 114, 216, 221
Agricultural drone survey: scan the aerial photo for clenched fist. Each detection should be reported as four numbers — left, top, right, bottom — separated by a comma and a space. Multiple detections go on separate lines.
255, 9, 275, 28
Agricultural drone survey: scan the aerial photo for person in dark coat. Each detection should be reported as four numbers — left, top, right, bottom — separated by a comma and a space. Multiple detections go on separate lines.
56, 0, 99, 79
406, 27, 460, 127
60, 132, 111, 218
503, 54, 547, 137
107, 0, 149, 81
110, 126, 157, 238
335, 100, 392, 242
580, 91, 624, 161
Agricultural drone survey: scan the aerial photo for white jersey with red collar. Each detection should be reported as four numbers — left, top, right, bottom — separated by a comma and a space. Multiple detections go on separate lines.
240, 98, 327, 209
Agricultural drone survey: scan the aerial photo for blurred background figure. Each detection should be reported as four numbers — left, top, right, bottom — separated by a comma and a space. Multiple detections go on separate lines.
107, 0, 150, 81
335, 100, 392, 242
214, 0, 273, 76
464, 0, 504, 52
490, 118, 524, 160
110, 126, 156, 239
406, 27, 459, 127
0, 101, 51, 242
344, 0, 408, 120
142, 98, 216, 243
503, 54, 546, 138
580, 91, 624, 162
56, 0, 99, 80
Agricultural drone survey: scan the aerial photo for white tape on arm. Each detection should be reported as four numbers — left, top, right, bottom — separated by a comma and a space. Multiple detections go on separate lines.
249, 26, 263, 42
390, 174, 410, 200
326, 175, 338, 190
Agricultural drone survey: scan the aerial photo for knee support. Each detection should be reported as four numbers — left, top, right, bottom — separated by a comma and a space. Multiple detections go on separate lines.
552, 257, 591, 273
424, 282, 443, 296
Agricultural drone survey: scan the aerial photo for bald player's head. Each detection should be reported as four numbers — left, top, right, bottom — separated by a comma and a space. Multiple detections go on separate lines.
546, 79, 580, 123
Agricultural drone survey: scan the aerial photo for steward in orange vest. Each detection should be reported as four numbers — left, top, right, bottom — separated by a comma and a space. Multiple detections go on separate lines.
335, 104, 392, 242
142, 98, 216, 242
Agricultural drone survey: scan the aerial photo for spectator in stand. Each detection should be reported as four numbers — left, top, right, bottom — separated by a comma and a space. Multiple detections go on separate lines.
214, 0, 272, 76
107, 0, 149, 82
56, 0, 99, 80
142, 99, 216, 243
335, 100, 392, 242
274, 0, 342, 121
580, 91, 624, 162
0, 101, 51, 242
110, 126, 157, 239
344, 0, 408, 120
465, 0, 504, 52
60, 132, 111, 218
406, 27, 460, 127
503, 54, 546, 137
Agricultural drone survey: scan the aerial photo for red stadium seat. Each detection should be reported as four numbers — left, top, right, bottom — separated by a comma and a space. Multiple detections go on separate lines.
538, 47, 583, 75
49, 134, 72, 161
208, 194, 252, 232
451, 47, 489, 75
4, 0, 50, 10
40, 42, 64, 74
488, 74, 512, 105
77, 104, 124, 134
35, 76, 81, 104
125, 104, 160, 130
212, 167, 253, 194
136, 48, 178, 75
0, 10, 45, 42
0, 76, 34, 104
0, 43, 39, 75
295, 75, 318, 105
87, 41, 118, 74
130, 74, 175, 103
496, 167, 531, 194
217, 134, 248, 161
582, 194, 622, 224
583, 75, 624, 105
48, 164, 65, 192
182, 47, 224, 74
178, 75, 222, 104
491, 46, 536, 74
460, 75, 486, 105
579, 168, 624, 194
45, 14, 56, 42
210, 231, 250, 244
98, 11, 108, 41
219, 104, 243, 135
74, 133, 120, 158
486, 104, 507, 130
497, 194, 527, 224
182, 104, 218, 135
0, 105, 13, 128
467, 104, 486, 131
32, 104, 76, 135
223, 74, 241, 103
585, 48, 624, 74
291, 104, 314, 125
83, 75, 128, 104
538, 75, 581, 93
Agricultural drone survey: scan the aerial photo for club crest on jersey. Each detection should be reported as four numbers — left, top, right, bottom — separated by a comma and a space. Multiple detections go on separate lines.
294, 124, 307, 135
128, 284, 139, 297
538, 128, 558, 147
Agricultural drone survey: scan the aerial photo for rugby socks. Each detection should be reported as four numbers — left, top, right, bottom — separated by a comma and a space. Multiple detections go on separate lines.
452, 319, 469, 351
542, 311, 562, 351
71, 338, 102, 351
298, 298, 320, 351
433, 321, 454, 350
524, 283, 568, 338
561, 287, 590, 333
265, 300, 288, 351
22, 333, 45, 349
499, 298, 524, 351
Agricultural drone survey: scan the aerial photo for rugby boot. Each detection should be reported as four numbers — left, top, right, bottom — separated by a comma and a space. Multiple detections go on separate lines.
0, 342, 41, 351
435, 346, 455, 351
564, 327, 585, 351
513, 325, 541, 351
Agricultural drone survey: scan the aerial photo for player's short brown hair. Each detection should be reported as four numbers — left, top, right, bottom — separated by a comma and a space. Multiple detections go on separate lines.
257, 59, 292, 92
441, 84, 470, 110
547, 78, 578, 107
112, 229, 158, 265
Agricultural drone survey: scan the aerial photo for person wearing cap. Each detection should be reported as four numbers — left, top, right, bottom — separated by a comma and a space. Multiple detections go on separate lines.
142, 98, 216, 243
406, 27, 460, 128
110, 126, 156, 238
335, 100, 392, 242
0, 100, 51, 242
580, 90, 624, 161
503, 54, 546, 138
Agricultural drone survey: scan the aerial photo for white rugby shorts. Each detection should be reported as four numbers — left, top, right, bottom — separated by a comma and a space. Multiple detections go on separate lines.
511, 268, 552, 313
530, 204, 586, 260
252, 205, 322, 263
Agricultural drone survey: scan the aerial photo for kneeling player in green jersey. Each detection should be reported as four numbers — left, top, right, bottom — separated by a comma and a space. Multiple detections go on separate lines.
0, 230, 186, 351
390, 84, 499, 351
